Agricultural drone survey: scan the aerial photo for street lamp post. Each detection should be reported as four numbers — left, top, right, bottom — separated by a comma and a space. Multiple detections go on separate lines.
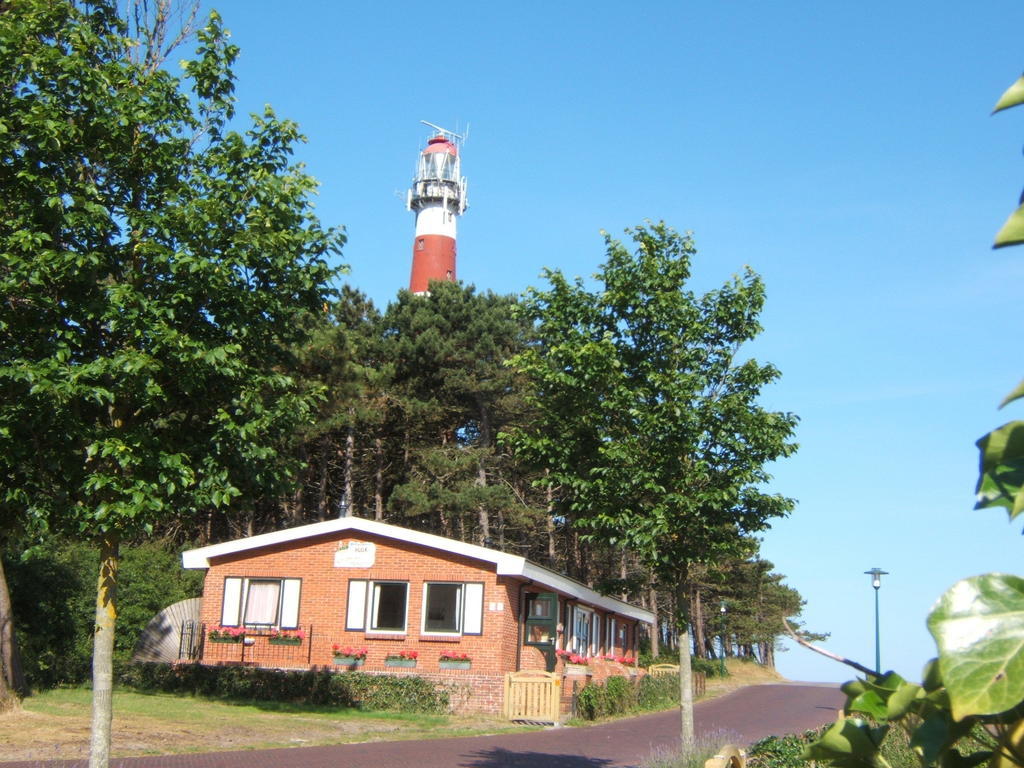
864, 568, 888, 673
719, 601, 727, 677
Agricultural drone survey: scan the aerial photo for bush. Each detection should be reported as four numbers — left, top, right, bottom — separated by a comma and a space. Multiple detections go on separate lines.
576, 673, 681, 720
120, 662, 450, 714
747, 730, 824, 768
637, 673, 679, 710
5, 537, 203, 690
691, 657, 727, 678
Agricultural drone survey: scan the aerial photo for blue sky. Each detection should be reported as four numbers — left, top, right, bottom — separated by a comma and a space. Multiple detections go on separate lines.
198, 0, 1024, 683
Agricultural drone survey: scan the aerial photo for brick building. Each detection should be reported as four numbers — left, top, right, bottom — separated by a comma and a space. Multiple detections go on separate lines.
181, 516, 653, 714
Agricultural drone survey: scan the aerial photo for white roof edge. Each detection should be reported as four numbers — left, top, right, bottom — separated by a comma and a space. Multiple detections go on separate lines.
181, 516, 527, 573
181, 517, 653, 624
521, 562, 655, 624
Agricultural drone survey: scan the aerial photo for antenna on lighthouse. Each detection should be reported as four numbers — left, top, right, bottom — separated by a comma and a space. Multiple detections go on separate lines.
420, 120, 465, 145
406, 121, 469, 295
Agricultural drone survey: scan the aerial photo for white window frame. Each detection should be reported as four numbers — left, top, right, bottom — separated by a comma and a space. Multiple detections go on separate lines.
607, 616, 618, 653
367, 580, 409, 634
422, 582, 463, 635
420, 581, 485, 636
571, 605, 593, 655
590, 612, 602, 656
219, 576, 301, 630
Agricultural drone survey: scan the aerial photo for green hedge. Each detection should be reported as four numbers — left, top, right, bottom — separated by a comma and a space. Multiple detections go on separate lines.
120, 662, 450, 714
576, 673, 680, 720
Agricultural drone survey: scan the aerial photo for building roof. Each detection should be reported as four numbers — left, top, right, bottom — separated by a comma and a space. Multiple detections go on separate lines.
182, 516, 654, 623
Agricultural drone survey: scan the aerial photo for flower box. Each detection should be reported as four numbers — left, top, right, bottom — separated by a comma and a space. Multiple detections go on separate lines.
268, 637, 302, 646
333, 656, 364, 667
439, 659, 471, 670
208, 636, 243, 644
385, 657, 417, 668
564, 663, 590, 675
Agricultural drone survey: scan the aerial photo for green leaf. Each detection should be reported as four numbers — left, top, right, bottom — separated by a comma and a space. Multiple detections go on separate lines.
922, 657, 943, 692
999, 379, 1024, 409
974, 422, 1024, 519
885, 681, 923, 720
994, 203, 1024, 249
993, 75, 1024, 114
911, 710, 957, 765
848, 689, 888, 720
842, 679, 868, 698
927, 574, 1024, 720
803, 718, 888, 768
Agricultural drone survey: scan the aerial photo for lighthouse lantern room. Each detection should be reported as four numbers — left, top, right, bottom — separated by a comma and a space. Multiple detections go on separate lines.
406, 121, 468, 295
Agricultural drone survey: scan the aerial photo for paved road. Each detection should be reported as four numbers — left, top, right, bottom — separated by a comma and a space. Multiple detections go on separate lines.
5, 683, 844, 768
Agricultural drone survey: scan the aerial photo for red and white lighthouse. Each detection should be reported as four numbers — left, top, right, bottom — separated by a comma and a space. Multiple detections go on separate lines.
406, 121, 468, 295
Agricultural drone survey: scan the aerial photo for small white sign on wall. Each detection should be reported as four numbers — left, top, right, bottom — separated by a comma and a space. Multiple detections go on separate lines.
334, 540, 376, 568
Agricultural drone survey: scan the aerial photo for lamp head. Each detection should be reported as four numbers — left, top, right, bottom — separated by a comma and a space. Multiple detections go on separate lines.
864, 567, 889, 589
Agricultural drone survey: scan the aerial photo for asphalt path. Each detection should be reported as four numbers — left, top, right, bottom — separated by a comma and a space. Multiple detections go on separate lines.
5, 683, 845, 768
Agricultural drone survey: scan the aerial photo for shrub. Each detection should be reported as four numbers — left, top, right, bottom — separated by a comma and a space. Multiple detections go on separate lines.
637, 673, 679, 710
691, 657, 723, 678
120, 662, 450, 714
747, 730, 824, 768
576, 673, 681, 720
5, 537, 203, 689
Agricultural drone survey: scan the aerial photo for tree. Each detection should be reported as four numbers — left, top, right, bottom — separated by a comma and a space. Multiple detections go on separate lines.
506, 222, 798, 748
0, 2, 343, 765
379, 282, 537, 545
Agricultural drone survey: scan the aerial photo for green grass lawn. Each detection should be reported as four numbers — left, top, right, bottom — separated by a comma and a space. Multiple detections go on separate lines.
3, 687, 532, 761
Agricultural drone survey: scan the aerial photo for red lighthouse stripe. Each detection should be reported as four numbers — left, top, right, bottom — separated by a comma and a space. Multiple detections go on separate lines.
409, 234, 457, 294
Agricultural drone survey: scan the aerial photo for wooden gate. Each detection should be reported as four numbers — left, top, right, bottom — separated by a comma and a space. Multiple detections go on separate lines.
504, 670, 561, 723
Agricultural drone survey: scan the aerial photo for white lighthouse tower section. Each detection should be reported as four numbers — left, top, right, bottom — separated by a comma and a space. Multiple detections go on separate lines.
406, 122, 468, 295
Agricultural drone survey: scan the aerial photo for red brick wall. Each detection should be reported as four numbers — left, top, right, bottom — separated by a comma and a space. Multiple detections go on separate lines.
195, 531, 644, 714
199, 531, 520, 681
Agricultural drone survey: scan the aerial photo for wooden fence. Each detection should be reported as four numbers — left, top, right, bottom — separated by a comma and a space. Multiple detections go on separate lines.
504, 670, 561, 724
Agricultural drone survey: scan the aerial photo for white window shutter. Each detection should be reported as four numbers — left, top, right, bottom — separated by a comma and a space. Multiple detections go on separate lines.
346, 580, 367, 630
462, 583, 484, 635
221, 577, 242, 626
280, 579, 301, 628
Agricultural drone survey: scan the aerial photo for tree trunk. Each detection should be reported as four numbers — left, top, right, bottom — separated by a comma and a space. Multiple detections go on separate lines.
0, 552, 26, 710
675, 578, 695, 752
619, 551, 628, 600
691, 587, 706, 659
374, 437, 384, 521
649, 586, 660, 658
475, 399, 491, 545
89, 533, 120, 768
344, 428, 354, 514
545, 476, 557, 565
315, 439, 330, 520
476, 460, 489, 546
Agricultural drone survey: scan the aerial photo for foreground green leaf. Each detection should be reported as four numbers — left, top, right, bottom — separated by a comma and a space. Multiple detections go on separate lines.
974, 422, 1024, 519
927, 574, 1024, 720
803, 718, 889, 768
993, 75, 1024, 114
994, 204, 1024, 249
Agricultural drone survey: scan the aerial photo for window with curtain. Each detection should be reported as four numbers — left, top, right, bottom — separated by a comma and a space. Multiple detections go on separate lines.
243, 580, 281, 626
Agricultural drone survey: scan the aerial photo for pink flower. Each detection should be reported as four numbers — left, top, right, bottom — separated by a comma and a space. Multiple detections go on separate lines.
332, 645, 368, 659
